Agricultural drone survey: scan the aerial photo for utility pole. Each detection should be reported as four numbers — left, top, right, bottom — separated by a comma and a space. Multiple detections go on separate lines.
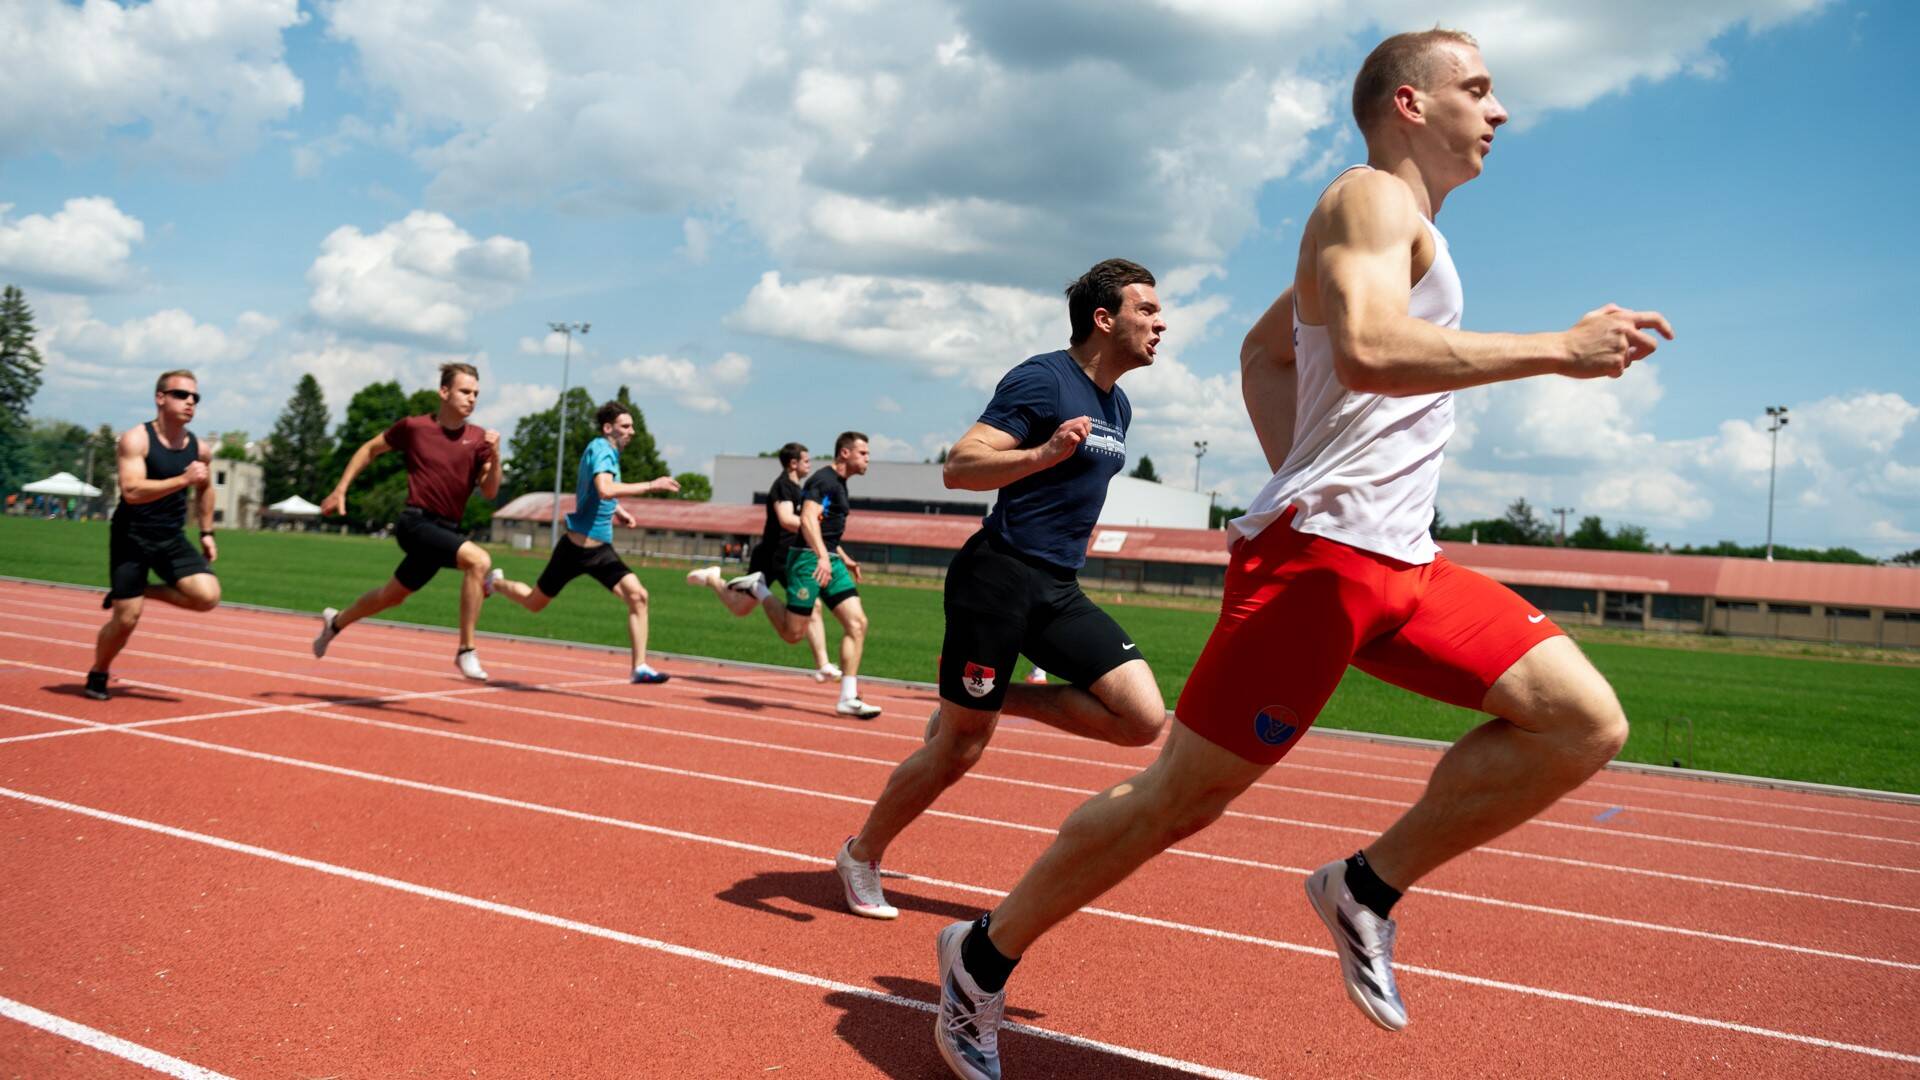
1765, 405, 1789, 561
1192, 440, 1208, 491
1552, 505, 1574, 546
548, 321, 590, 549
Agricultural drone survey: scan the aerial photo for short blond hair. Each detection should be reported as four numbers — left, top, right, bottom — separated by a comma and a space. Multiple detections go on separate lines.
155, 369, 197, 394
1352, 29, 1479, 136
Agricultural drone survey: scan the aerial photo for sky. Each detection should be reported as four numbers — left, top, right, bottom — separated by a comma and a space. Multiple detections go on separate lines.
2, 0, 1915, 554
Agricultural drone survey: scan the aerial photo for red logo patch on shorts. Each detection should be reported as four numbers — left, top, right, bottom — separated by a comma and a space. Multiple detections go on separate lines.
962, 662, 997, 698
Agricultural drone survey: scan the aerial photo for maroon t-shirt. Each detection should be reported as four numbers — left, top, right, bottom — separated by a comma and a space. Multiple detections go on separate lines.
383, 414, 492, 521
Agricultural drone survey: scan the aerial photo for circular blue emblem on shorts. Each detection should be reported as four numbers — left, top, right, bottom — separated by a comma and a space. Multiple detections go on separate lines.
1254, 705, 1299, 746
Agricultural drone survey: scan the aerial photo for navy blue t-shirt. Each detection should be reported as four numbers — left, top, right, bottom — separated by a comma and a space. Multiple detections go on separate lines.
978, 350, 1130, 569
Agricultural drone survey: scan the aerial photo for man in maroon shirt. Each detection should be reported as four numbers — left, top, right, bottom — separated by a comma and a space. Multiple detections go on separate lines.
313, 363, 504, 680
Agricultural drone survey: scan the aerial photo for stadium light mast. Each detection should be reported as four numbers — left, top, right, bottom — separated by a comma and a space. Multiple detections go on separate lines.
1192, 440, 1208, 491
1552, 506, 1574, 546
1765, 405, 1789, 561
548, 321, 590, 549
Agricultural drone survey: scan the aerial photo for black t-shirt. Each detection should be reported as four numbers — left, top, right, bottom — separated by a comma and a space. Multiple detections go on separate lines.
802, 466, 852, 550
760, 473, 804, 558
978, 350, 1131, 569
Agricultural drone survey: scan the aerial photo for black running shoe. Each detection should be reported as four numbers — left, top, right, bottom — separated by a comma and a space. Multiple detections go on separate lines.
84, 671, 110, 701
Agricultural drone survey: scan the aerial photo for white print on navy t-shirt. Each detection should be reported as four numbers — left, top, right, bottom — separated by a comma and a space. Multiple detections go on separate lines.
1083, 419, 1125, 459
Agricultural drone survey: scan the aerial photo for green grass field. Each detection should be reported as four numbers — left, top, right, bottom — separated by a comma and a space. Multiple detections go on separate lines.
4, 515, 1916, 794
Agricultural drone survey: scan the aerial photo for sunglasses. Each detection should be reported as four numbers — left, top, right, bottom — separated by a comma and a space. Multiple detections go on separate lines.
162, 389, 202, 404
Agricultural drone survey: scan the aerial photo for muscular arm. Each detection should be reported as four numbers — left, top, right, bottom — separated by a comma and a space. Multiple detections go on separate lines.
320, 433, 389, 515
480, 444, 503, 500
942, 419, 1089, 491
195, 440, 215, 534
592, 472, 675, 500
1242, 288, 1299, 471
773, 499, 801, 532
800, 500, 830, 560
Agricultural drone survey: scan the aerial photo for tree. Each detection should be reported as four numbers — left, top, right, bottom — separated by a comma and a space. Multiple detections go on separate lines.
1129, 455, 1160, 483
1891, 549, 1920, 568
262, 374, 332, 505
86, 423, 117, 506
672, 472, 712, 501
1569, 515, 1610, 550
504, 385, 668, 500
0, 285, 42, 493
327, 381, 414, 529
214, 431, 251, 461
1501, 498, 1553, 546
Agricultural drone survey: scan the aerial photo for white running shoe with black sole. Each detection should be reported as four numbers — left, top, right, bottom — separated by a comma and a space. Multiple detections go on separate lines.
455, 648, 488, 682
724, 570, 764, 596
934, 920, 1005, 1080
1304, 858, 1409, 1031
312, 608, 339, 659
833, 837, 898, 919
836, 697, 882, 719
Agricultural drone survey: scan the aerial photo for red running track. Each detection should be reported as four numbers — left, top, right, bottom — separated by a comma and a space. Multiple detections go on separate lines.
0, 577, 1916, 1078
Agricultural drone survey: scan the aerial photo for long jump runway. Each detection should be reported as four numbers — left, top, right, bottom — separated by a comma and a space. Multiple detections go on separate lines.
0, 577, 1914, 1078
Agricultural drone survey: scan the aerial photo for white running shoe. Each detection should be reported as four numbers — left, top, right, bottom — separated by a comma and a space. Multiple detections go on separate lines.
836, 697, 882, 719
312, 608, 339, 659
812, 663, 843, 683
834, 837, 899, 919
482, 568, 504, 597
455, 648, 489, 682
1304, 859, 1409, 1031
724, 570, 764, 595
684, 566, 721, 587
934, 920, 1006, 1080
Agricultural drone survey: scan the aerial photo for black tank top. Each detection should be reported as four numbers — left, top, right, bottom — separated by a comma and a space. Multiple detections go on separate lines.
112, 421, 199, 532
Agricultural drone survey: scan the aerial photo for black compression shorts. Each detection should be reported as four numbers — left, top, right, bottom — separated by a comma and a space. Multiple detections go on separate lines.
536, 534, 635, 598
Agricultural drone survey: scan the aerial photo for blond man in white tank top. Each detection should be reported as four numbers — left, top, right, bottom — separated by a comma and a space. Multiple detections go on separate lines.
927, 31, 1674, 1076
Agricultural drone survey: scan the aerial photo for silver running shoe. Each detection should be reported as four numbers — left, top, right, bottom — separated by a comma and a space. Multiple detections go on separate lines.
934, 920, 1005, 1080
834, 837, 898, 919
1304, 858, 1409, 1031
312, 608, 339, 659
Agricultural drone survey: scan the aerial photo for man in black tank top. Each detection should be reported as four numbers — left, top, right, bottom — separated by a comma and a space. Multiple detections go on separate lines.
85, 369, 221, 700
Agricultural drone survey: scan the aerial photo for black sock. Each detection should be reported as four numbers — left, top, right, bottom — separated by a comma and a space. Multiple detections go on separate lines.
457, 646, 473, 655
1344, 850, 1402, 920
960, 914, 1018, 994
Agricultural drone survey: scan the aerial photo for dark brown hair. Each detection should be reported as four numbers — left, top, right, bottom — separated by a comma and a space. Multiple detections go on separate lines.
1066, 259, 1155, 345
439, 361, 480, 388
1351, 29, 1479, 136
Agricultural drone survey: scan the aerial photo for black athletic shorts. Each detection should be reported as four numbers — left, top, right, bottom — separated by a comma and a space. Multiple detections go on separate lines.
748, 539, 789, 589
536, 534, 635, 598
108, 522, 213, 601
393, 508, 469, 592
938, 529, 1142, 712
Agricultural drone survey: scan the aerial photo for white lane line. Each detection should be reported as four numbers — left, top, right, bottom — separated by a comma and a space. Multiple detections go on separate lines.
4, 653, 1913, 916
7, 627, 1912, 880
18, 680, 1920, 957
0, 785, 1257, 1080
0, 994, 236, 1079
12, 597, 1916, 836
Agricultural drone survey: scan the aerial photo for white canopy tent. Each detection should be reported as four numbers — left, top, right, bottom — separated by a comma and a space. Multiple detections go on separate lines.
266, 494, 322, 516
20, 472, 102, 498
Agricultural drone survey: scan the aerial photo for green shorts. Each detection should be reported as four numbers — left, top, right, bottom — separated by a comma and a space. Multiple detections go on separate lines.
785, 549, 857, 614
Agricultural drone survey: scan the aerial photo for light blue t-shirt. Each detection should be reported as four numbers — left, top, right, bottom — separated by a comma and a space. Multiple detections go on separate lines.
565, 437, 622, 541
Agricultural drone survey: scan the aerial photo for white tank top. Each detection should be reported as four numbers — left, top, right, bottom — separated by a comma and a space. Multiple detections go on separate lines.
1230, 166, 1463, 565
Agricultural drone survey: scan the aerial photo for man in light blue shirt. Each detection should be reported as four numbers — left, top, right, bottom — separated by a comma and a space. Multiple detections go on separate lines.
486, 400, 680, 682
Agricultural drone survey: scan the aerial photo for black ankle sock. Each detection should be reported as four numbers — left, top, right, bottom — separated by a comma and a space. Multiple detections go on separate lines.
960, 914, 1018, 994
457, 646, 474, 656
1344, 850, 1402, 920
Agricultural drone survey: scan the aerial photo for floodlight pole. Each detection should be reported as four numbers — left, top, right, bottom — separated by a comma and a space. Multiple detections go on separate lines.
1765, 405, 1789, 561
548, 321, 590, 548
1552, 506, 1574, 546
1192, 440, 1208, 491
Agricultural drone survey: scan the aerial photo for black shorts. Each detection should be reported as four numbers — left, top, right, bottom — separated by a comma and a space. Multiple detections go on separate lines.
938, 529, 1142, 712
108, 524, 212, 601
393, 509, 469, 592
748, 540, 789, 589
536, 535, 635, 598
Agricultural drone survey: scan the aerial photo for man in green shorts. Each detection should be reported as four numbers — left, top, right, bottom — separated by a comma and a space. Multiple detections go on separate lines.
726, 431, 881, 718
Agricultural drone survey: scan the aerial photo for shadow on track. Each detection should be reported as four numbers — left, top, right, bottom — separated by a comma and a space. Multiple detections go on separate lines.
715, 868, 980, 924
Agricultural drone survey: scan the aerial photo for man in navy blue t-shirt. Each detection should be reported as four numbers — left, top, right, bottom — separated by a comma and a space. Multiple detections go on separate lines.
833, 259, 1170, 931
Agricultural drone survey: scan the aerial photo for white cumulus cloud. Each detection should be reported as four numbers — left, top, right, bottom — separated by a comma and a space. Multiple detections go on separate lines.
0, 197, 145, 293
307, 211, 532, 346
607, 352, 753, 415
